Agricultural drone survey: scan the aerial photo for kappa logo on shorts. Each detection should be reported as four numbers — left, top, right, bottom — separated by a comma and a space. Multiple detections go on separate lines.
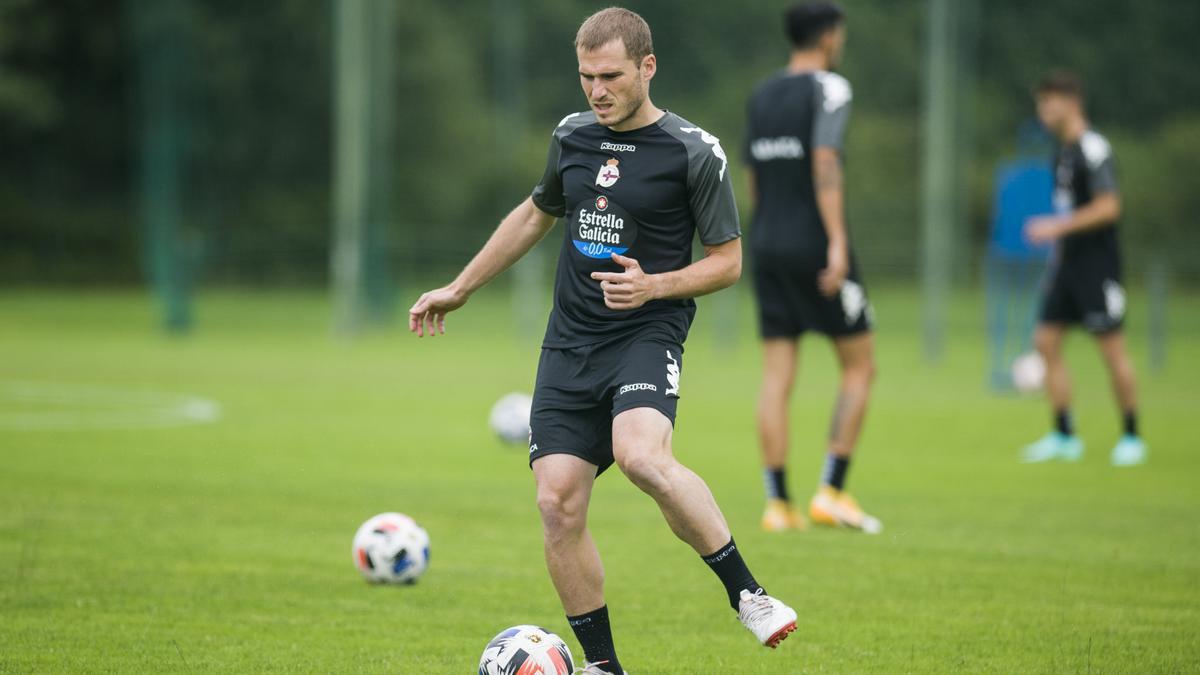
665, 350, 680, 397
1103, 279, 1126, 320
618, 382, 657, 396
840, 280, 869, 325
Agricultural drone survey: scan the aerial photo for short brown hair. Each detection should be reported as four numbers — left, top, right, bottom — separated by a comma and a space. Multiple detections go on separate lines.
1035, 69, 1084, 99
575, 7, 654, 63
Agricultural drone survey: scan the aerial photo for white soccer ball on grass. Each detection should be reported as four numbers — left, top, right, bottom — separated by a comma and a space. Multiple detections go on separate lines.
478, 625, 574, 675
489, 392, 533, 445
1011, 351, 1046, 394
351, 512, 430, 584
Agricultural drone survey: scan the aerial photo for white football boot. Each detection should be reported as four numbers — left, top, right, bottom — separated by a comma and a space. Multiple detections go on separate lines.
737, 589, 798, 648
573, 662, 627, 675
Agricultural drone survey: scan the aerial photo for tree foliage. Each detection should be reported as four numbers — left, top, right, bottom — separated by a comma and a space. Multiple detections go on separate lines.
1, 0, 1196, 284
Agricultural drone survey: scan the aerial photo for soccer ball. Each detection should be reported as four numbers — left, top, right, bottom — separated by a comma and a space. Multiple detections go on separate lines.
489, 392, 533, 445
352, 512, 430, 584
478, 625, 574, 675
1011, 351, 1046, 394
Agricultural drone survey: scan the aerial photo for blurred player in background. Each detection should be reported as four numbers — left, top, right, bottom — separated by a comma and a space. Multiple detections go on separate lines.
744, 2, 881, 534
409, 8, 797, 673
1021, 71, 1147, 466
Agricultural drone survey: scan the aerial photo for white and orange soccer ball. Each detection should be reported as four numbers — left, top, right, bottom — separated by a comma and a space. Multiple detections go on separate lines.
478, 625, 574, 675
351, 512, 430, 584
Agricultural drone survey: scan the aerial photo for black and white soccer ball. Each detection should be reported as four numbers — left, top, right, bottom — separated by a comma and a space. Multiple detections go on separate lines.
351, 512, 430, 584
489, 392, 533, 445
478, 625, 574, 675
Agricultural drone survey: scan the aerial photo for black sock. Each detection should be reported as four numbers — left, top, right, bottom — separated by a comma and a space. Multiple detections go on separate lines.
1055, 409, 1074, 436
821, 453, 851, 491
764, 467, 789, 502
566, 606, 622, 673
1123, 410, 1138, 437
701, 538, 763, 610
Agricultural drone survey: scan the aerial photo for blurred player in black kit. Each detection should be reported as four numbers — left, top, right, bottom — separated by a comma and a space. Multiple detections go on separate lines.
1020, 70, 1147, 467
744, 2, 882, 534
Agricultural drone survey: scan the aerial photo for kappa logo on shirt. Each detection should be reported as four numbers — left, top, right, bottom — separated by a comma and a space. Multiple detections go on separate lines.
750, 136, 805, 162
595, 158, 621, 188
601, 141, 636, 153
679, 126, 728, 180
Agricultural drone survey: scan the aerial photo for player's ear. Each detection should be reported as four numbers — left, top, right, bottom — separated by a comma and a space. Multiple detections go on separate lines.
640, 54, 656, 81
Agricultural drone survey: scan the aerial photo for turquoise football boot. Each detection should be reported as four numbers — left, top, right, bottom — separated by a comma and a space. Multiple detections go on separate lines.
1021, 432, 1084, 463
1111, 434, 1147, 466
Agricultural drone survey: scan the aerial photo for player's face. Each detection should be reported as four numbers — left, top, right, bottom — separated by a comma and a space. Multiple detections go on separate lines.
1036, 93, 1075, 137
577, 39, 655, 130
824, 24, 847, 69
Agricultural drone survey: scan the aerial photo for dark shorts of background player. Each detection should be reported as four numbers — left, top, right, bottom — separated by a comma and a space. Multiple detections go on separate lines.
528, 330, 683, 475
752, 255, 872, 339
1039, 263, 1124, 334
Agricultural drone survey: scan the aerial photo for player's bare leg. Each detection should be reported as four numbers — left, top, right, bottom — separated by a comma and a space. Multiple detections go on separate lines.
809, 332, 880, 532
612, 407, 797, 647
613, 407, 730, 553
534, 454, 628, 672
1036, 324, 1071, 412
1096, 329, 1147, 465
1096, 330, 1137, 413
828, 332, 875, 457
758, 338, 798, 471
757, 338, 806, 530
533, 454, 604, 615
1022, 323, 1084, 462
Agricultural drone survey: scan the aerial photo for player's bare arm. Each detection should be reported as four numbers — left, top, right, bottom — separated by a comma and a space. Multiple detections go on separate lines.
408, 197, 557, 337
589, 238, 741, 310
1025, 191, 1121, 244
813, 145, 848, 296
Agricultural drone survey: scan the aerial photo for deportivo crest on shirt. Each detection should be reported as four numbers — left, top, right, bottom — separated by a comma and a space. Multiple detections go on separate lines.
595, 158, 620, 188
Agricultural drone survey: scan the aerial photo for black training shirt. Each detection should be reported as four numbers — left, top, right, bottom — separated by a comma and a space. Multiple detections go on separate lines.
1053, 129, 1120, 270
744, 70, 852, 267
531, 110, 741, 348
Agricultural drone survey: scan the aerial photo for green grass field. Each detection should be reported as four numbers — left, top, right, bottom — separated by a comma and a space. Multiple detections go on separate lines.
2, 286, 1198, 673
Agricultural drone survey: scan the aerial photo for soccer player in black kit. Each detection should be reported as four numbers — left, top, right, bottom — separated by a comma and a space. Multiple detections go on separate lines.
1020, 70, 1147, 466
409, 8, 797, 673
744, 2, 881, 534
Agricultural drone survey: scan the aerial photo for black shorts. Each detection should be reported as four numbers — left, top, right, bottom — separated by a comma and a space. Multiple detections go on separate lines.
1039, 263, 1125, 333
529, 331, 683, 474
752, 253, 873, 339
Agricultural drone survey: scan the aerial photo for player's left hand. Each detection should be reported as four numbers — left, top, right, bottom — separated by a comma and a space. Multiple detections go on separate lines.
1025, 215, 1067, 244
590, 253, 657, 310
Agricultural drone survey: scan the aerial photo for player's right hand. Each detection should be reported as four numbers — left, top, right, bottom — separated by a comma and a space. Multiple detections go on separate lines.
408, 286, 468, 337
818, 242, 849, 298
